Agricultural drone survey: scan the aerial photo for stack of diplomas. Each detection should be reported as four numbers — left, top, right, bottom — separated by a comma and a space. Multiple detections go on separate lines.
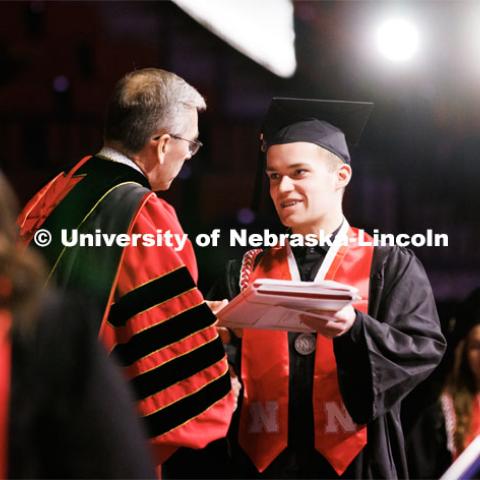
217, 278, 360, 332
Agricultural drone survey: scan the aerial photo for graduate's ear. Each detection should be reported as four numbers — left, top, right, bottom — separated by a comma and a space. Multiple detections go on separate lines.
151, 133, 171, 165
336, 162, 352, 190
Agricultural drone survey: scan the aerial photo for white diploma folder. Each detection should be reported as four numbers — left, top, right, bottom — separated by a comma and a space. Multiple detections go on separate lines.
217, 278, 360, 332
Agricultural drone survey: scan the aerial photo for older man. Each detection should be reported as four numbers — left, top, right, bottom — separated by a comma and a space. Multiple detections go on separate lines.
213, 98, 446, 479
18, 68, 234, 466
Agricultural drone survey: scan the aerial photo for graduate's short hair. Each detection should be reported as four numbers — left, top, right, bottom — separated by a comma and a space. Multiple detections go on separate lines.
104, 68, 206, 153
321, 147, 345, 172
314, 146, 350, 200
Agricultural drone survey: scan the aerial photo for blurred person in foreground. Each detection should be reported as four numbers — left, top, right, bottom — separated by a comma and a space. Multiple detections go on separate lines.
0, 173, 155, 478
212, 98, 446, 479
17, 68, 234, 468
407, 288, 480, 478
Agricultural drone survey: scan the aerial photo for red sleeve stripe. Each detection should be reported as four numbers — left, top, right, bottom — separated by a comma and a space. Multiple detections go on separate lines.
142, 370, 232, 439
149, 389, 234, 447
130, 336, 227, 400
137, 357, 229, 413
112, 302, 217, 367
123, 324, 218, 377
120, 264, 184, 293
113, 290, 203, 342
108, 266, 196, 327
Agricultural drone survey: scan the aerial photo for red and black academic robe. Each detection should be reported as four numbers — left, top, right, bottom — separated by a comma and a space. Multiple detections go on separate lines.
17, 156, 234, 465
210, 241, 446, 479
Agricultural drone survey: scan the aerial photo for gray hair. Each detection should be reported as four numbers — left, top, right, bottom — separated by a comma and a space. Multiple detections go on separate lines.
104, 68, 206, 153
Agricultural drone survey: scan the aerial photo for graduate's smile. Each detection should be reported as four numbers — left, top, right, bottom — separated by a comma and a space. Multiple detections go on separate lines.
280, 198, 303, 210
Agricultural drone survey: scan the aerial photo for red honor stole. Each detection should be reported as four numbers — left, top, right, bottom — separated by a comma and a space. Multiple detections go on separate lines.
238, 226, 373, 475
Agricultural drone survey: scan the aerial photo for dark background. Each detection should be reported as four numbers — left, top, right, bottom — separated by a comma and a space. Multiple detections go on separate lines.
1, 0, 479, 325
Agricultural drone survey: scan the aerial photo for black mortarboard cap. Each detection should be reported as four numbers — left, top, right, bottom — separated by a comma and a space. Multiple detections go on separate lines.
261, 97, 374, 164
252, 97, 373, 211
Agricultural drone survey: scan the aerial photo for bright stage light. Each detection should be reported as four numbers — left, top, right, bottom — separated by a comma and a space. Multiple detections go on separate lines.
375, 18, 420, 63
172, 0, 296, 78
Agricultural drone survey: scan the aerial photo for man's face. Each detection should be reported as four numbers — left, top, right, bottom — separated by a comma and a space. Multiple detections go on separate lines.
266, 142, 344, 235
149, 108, 199, 191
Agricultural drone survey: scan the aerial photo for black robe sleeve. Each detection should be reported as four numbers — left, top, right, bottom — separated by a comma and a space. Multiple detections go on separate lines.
333, 246, 447, 424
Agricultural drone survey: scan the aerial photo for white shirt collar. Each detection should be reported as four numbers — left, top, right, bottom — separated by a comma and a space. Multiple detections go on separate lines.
96, 146, 145, 177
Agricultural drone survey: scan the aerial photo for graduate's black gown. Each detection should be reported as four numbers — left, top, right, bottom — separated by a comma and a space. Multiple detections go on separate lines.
165, 245, 446, 479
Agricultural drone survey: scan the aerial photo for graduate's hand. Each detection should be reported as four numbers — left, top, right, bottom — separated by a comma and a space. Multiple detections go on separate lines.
300, 304, 356, 338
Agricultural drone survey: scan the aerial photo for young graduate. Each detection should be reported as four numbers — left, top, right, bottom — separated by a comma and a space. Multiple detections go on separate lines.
213, 98, 446, 479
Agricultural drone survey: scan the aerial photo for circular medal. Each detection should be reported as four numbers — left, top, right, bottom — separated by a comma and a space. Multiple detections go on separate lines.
294, 333, 316, 355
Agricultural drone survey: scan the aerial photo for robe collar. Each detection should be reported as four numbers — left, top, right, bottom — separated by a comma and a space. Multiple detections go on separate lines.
97, 146, 145, 177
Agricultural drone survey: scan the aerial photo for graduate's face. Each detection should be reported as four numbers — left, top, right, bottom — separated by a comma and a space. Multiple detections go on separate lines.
266, 142, 351, 235
466, 325, 480, 383
148, 109, 199, 191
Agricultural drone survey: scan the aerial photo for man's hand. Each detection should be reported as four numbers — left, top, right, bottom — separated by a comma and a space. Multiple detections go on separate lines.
217, 326, 232, 344
300, 304, 356, 338
230, 367, 242, 412
206, 299, 228, 314
205, 299, 232, 343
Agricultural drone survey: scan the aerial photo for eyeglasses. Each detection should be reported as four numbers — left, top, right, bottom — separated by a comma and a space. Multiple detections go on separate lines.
170, 134, 203, 156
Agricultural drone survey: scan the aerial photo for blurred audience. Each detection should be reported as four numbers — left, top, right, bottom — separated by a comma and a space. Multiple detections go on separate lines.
407, 288, 480, 478
0, 173, 155, 478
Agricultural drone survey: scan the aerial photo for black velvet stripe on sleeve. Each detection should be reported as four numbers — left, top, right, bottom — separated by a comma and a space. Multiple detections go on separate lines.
143, 372, 231, 439
130, 339, 226, 400
109, 267, 195, 327
111, 303, 216, 367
